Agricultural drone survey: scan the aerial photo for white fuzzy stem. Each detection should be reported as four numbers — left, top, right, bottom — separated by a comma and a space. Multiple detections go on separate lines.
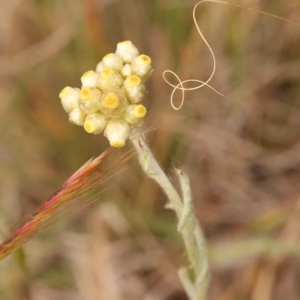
130, 130, 209, 300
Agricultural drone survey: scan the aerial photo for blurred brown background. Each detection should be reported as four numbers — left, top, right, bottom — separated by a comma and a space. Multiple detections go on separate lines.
1, 0, 300, 299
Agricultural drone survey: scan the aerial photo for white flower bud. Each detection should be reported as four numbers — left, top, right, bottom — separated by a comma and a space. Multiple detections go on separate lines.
59, 86, 80, 113
81, 70, 99, 88
115, 41, 139, 63
69, 108, 86, 126
78, 88, 101, 114
104, 119, 131, 147
123, 75, 146, 103
123, 104, 147, 126
84, 113, 108, 134
96, 61, 104, 74
98, 88, 128, 118
97, 68, 123, 90
121, 64, 132, 78
102, 53, 123, 72
131, 55, 153, 81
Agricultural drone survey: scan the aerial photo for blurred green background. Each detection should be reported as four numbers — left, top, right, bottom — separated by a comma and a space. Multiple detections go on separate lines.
1, 0, 300, 299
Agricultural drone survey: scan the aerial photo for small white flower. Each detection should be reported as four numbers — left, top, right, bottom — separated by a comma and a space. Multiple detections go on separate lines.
116, 41, 139, 63
102, 53, 123, 72
131, 55, 153, 81
81, 70, 99, 88
59, 86, 80, 113
123, 75, 146, 103
97, 68, 123, 90
69, 108, 86, 126
84, 113, 107, 134
121, 64, 132, 78
123, 104, 147, 126
96, 61, 104, 74
104, 119, 131, 147
78, 87, 101, 114
59, 41, 153, 147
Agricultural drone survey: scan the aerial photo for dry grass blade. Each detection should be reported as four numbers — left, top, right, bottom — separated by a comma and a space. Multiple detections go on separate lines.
0, 147, 135, 261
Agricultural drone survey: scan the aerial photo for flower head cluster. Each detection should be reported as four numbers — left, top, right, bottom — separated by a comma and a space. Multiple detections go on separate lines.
59, 41, 153, 147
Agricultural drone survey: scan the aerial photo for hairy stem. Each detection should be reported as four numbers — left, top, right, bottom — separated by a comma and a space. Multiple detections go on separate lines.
130, 130, 209, 300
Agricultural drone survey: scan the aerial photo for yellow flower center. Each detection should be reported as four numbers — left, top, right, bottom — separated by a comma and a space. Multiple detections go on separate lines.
134, 104, 147, 117
80, 87, 93, 100
110, 141, 125, 148
126, 75, 141, 87
84, 124, 92, 133
101, 68, 114, 79
103, 93, 120, 109
83, 122, 93, 133
140, 55, 151, 65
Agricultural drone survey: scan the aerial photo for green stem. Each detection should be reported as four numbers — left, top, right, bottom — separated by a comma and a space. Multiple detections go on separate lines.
130, 130, 183, 217
130, 130, 210, 300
